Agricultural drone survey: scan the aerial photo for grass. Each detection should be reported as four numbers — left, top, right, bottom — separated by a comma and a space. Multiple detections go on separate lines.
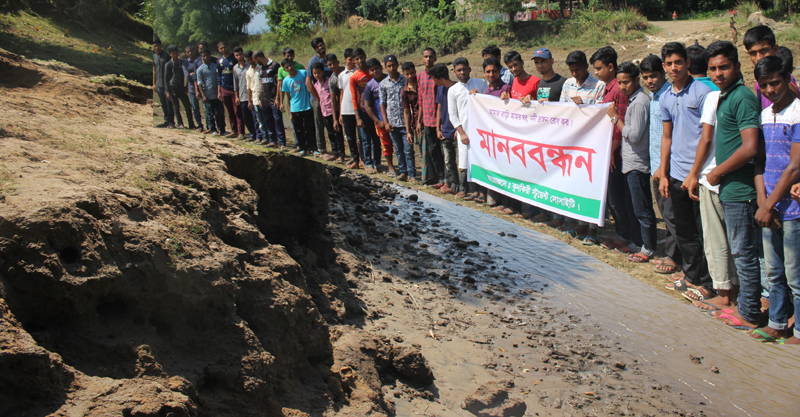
0, 11, 152, 84
0, 166, 16, 196
165, 236, 186, 266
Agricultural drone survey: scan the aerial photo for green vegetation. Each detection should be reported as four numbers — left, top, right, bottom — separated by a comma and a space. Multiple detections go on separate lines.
152, 0, 258, 46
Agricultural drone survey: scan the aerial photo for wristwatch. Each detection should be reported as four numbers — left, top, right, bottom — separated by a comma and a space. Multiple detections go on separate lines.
610, 116, 619, 125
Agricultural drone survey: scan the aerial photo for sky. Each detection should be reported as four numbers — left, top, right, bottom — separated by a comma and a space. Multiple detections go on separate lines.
246, 0, 270, 34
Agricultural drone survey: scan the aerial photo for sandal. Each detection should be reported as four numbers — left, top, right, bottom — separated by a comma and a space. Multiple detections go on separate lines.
627, 252, 651, 263
409, 177, 420, 184
682, 287, 713, 302
710, 311, 758, 331
455, 191, 467, 199
557, 225, 577, 238
665, 278, 690, 292
475, 194, 486, 204
582, 235, 597, 246
491, 205, 506, 211
600, 239, 634, 254
750, 328, 783, 342
500, 208, 516, 215
387, 172, 397, 178
654, 258, 679, 274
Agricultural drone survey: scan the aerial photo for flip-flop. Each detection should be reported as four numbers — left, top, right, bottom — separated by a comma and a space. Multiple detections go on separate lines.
693, 299, 722, 311
750, 328, 783, 343
627, 252, 650, 263
557, 225, 577, 238
653, 259, 679, 274
582, 235, 597, 246
708, 311, 757, 331
682, 287, 712, 302
665, 278, 690, 292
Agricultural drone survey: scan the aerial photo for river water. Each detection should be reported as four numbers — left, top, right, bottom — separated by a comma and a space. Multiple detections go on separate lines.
399, 188, 798, 417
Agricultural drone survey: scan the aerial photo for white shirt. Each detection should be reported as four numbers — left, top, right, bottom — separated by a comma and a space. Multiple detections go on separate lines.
246, 65, 261, 106
448, 78, 488, 169
339, 67, 357, 115
698, 91, 720, 193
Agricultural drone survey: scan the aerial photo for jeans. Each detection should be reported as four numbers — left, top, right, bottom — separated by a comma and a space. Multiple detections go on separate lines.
322, 115, 345, 157
669, 177, 712, 291
311, 99, 327, 153
441, 137, 458, 188
423, 126, 444, 185
188, 91, 204, 129
239, 102, 258, 139
220, 87, 240, 134
156, 87, 174, 126
653, 177, 682, 264
169, 89, 195, 129
202, 99, 225, 132
607, 158, 640, 244
625, 170, 657, 253
253, 104, 268, 141
721, 200, 763, 324
764, 219, 800, 336
290, 109, 315, 152
261, 104, 286, 145
342, 114, 362, 163
389, 127, 416, 177
358, 112, 382, 168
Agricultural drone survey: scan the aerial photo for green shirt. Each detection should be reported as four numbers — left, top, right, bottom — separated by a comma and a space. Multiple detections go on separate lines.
715, 78, 760, 202
277, 61, 305, 81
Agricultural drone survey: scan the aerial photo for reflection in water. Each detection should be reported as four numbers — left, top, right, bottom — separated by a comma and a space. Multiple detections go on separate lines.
403, 188, 799, 417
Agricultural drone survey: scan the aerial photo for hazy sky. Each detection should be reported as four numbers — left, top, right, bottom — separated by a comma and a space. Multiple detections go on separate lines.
246, 0, 270, 34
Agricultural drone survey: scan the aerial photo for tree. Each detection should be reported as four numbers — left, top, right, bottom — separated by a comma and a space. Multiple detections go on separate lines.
153, 0, 258, 45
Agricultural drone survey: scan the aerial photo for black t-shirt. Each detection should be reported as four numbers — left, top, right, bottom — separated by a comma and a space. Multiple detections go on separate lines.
260, 59, 281, 106
536, 74, 566, 102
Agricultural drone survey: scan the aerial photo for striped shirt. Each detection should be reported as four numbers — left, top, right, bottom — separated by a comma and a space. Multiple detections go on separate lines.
559, 74, 605, 105
648, 81, 670, 173
762, 98, 800, 220
418, 69, 437, 128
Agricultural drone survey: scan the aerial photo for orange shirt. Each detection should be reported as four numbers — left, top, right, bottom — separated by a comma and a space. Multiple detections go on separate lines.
511, 74, 540, 100
350, 69, 373, 113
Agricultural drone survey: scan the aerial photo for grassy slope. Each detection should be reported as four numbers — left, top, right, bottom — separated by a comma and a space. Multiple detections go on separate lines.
0, 11, 152, 84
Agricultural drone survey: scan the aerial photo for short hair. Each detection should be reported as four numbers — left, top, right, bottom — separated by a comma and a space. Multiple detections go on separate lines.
743, 25, 776, 50
617, 61, 640, 79
706, 40, 738, 65
153, 39, 162, 45
166, 45, 178, 53
184, 45, 195, 52
565, 50, 587, 66
218, 41, 229, 47
483, 56, 502, 71
503, 51, 523, 65
754, 55, 790, 80
422, 47, 436, 57
253, 50, 265, 60
281, 58, 294, 68
244, 50, 253, 59
778, 46, 794, 73
353, 48, 366, 58
481, 45, 501, 58
200, 50, 210, 57
639, 55, 664, 73
366, 58, 381, 69
661, 42, 687, 61
590, 46, 618, 70
343, 48, 354, 59
686, 45, 708, 74
311, 37, 325, 48
401, 61, 415, 72
282, 47, 294, 55
453, 57, 469, 68
428, 63, 449, 80
325, 53, 338, 62
232, 46, 243, 53
198, 41, 209, 51
310, 61, 325, 72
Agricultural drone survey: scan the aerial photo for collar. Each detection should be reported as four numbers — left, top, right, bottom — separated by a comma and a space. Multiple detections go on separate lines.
669, 77, 694, 95
720, 78, 745, 98
604, 78, 617, 93
576, 74, 598, 88
628, 87, 644, 102
650, 81, 671, 100
487, 80, 507, 90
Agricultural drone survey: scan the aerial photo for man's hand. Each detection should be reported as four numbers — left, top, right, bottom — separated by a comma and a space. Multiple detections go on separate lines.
683, 175, 700, 201
357, 117, 364, 128
706, 168, 722, 186
652, 167, 663, 185
339, 115, 344, 127
333, 118, 340, 131
499, 92, 510, 100
407, 134, 414, 145
384, 122, 393, 132
248, 102, 253, 110
606, 103, 618, 119
235, 97, 240, 106
792, 183, 800, 203
460, 134, 470, 145
659, 176, 670, 198
520, 95, 532, 104
166, 92, 171, 100
538, 98, 547, 103
469, 89, 479, 95
278, 103, 284, 113
437, 129, 444, 140
755, 206, 781, 229
571, 96, 583, 105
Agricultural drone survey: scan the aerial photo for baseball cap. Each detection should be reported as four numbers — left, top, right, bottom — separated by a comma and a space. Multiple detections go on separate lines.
384, 54, 398, 64
532, 48, 552, 59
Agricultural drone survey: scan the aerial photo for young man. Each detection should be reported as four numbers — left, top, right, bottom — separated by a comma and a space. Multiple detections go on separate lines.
246, 51, 266, 144
483, 57, 511, 98
448, 58, 487, 199
641, 55, 682, 275
657, 42, 714, 299
362, 58, 395, 175
592, 46, 638, 251
325, 53, 346, 162
183, 45, 204, 131
152, 39, 174, 128
276, 47, 304, 115
380, 55, 415, 181
744, 25, 799, 110
499, 51, 539, 103
196, 50, 226, 135
606, 62, 655, 263
254, 51, 286, 148
164, 45, 195, 130
430, 63, 458, 194
350, 49, 378, 173
687, 45, 716, 91
338, 49, 362, 169
481, 45, 513, 84
753, 55, 800, 344
281, 59, 314, 156
417, 48, 445, 186
232, 47, 258, 141
532, 48, 565, 103
305, 37, 333, 157
216, 41, 240, 138
401, 61, 421, 183
702, 41, 763, 329
311, 61, 345, 163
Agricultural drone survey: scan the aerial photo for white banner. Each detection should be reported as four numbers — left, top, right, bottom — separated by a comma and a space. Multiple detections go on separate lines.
466, 94, 614, 226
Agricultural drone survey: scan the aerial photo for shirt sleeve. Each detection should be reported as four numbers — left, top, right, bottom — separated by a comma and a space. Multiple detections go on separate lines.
350, 73, 360, 112
660, 96, 672, 122
621, 98, 648, 144
559, 82, 569, 102
448, 87, 463, 129
378, 82, 388, 108
736, 91, 762, 131
595, 82, 606, 102
164, 62, 174, 94
700, 93, 717, 126
281, 78, 289, 93
233, 68, 240, 93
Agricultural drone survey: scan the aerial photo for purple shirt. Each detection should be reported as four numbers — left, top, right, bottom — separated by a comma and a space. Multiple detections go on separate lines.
756, 74, 798, 109
362, 77, 383, 121
485, 80, 512, 98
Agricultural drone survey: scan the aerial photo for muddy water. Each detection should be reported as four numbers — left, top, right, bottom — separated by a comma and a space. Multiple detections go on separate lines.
396, 188, 799, 417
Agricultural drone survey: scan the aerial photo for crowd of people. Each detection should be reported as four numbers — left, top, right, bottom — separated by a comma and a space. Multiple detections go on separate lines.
152, 25, 800, 344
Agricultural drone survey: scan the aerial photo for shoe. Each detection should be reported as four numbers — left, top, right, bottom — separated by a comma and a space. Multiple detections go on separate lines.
167, 124, 176, 129
212, 131, 219, 136
298, 151, 307, 157
398, 174, 408, 181
177, 125, 185, 129
201, 129, 213, 134
226, 132, 238, 138
155, 122, 169, 128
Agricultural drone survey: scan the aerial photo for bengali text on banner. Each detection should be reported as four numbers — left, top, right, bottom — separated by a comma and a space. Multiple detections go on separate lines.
466, 94, 614, 226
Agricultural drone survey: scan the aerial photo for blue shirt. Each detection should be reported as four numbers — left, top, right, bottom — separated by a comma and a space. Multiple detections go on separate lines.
362, 78, 383, 121
500, 66, 514, 85
196, 62, 219, 100
762, 98, 800, 220
435, 85, 455, 138
648, 81, 670, 173
281, 69, 311, 113
217, 54, 237, 90
659, 77, 712, 181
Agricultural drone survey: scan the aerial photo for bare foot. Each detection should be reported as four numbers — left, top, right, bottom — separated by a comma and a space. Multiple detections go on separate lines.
781, 336, 800, 345
693, 296, 733, 311
761, 297, 770, 313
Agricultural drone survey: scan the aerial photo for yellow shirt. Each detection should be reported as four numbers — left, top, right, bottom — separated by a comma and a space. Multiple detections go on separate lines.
246, 66, 261, 106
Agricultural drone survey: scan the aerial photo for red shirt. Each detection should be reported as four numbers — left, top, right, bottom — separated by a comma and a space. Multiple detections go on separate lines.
603, 78, 628, 156
417, 69, 437, 128
350, 69, 372, 113
511, 74, 540, 100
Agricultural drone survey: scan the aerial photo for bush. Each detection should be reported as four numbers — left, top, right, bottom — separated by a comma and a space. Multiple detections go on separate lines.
374, 13, 478, 55
278, 10, 312, 41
